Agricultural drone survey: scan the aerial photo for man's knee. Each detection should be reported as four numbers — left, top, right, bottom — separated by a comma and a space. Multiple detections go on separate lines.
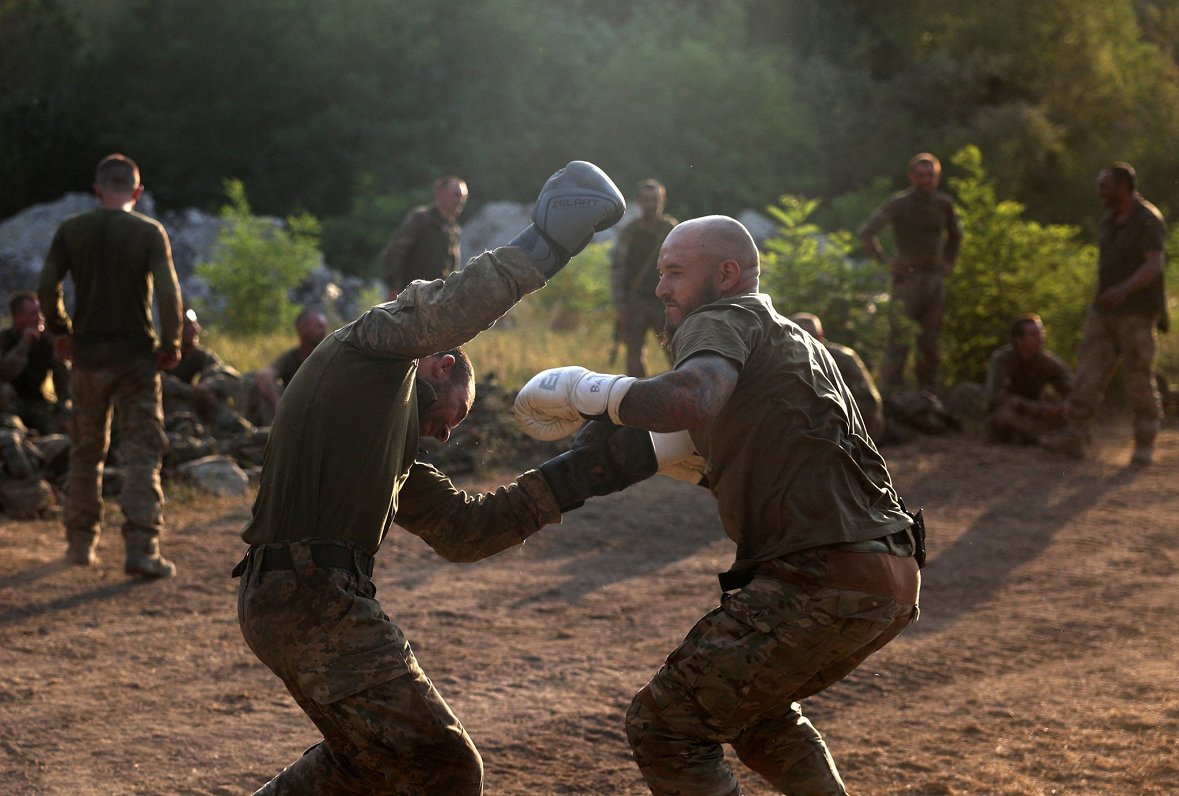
734, 713, 847, 796
625, 686, 739, 796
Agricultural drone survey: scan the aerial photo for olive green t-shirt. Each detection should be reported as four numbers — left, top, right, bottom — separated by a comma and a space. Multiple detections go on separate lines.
671, 294, 910, 569
1097, 198, 1167, 321
859, 188, 963, 271
241, 247, 561, 557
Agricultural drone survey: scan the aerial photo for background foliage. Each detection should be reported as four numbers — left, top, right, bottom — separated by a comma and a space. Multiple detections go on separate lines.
5, 0, 1179, 387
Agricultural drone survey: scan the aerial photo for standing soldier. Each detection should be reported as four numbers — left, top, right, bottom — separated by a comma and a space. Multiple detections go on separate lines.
381, 175, 469, 299
611, 179, 677, 376
1045, 162, 1167, 464
38, 154, 183, 576
516, 215, 922, 796
859, 152, 964, 394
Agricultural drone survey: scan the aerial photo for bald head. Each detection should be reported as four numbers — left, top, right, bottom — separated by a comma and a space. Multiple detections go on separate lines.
656, 215, 761, 334
664, 215, 760, 293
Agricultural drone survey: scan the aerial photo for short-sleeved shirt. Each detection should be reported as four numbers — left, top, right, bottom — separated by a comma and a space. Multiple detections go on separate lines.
984, 344, 1071, 410
381, 206, 462, 293
859, 188, 963, 271
1097, 198, 1167, 320
670, 294, 910, 570
241, 247, 560, 557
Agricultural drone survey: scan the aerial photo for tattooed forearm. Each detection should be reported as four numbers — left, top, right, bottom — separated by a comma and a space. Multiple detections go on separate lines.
618, 354, 739, 432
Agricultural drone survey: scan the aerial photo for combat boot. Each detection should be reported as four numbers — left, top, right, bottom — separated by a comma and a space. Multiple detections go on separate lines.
1130, 440, 1154, 466
124, 530, 176, 578
65, 534, 98, 566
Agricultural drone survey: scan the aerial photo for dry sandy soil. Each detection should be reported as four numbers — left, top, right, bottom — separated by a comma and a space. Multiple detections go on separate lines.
1, 419, 1176, 795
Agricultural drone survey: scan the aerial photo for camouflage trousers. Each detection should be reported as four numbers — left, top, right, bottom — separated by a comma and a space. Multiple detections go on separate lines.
626, 548, 920, 796
66, 357, 166, 545
236, 540, 483, 795
1068, 310, 1162, 443
620, 300, 672, 378
882, 270, 945, 393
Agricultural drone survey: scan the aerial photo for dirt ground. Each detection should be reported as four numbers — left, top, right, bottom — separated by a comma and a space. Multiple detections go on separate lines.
1, 418, 1176, 795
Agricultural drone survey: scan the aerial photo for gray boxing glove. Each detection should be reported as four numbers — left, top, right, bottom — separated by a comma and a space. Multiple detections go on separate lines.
510, 161, 625, 278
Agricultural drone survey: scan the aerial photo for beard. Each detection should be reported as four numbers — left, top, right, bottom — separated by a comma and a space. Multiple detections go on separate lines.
660, 282, 720, 350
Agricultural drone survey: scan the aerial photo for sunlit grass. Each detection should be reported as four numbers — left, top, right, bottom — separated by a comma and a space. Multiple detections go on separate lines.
198, 328, 293, 374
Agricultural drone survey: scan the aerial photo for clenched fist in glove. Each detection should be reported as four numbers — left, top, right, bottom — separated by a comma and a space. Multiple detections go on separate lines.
539, 421, 659, 512
509, 161, 626, 278
514, 366, 636, 441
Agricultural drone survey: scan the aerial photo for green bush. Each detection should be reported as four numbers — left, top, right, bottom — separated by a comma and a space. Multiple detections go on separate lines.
760, 195, 890, 368
942, 145, 1094, 384
195, 179, 322, 335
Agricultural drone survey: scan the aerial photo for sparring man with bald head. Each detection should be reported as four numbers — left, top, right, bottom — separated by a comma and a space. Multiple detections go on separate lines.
515, 215, 924, 796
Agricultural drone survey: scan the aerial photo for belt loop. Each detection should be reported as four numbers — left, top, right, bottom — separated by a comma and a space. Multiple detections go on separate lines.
290, 541, 316, 577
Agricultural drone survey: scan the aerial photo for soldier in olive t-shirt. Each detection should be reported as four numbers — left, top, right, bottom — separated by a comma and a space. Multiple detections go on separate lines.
514, 216, 922, 795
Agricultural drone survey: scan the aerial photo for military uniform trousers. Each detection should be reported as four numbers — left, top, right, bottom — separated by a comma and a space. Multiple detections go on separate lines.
882, 270, 945, 393
66, 355, 167, 546
236, 539, 483, 795
1069, 310, 1162, 444
620, 299, 672, 378
625, 546, 920, 796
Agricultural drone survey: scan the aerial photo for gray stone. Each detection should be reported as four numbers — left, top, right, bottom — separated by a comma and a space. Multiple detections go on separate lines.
175, 454, 250, 497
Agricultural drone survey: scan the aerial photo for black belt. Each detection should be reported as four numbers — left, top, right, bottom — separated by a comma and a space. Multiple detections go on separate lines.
232, 543, 374, 578
717, 528, 916, 592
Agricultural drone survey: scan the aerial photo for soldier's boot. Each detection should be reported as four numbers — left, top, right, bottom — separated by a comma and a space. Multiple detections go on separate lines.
124, 530, 176, 578
1130, 419, 1158, 466
65, 530, 99, 566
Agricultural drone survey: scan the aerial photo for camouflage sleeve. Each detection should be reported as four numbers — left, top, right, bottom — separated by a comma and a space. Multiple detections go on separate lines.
381, 209, 427, 292
393, 462, 562, 563
37, 227, 72, 337
151, 224, 183, 355
338, 246, 547, 359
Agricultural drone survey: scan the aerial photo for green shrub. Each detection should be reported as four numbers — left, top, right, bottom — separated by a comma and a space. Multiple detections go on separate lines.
760, 195, 890, 368
195, 179, 322, 335
942, 145, 1094, 384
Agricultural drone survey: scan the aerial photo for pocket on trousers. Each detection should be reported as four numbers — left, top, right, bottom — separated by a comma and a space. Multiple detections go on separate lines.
294, 591, 413, 705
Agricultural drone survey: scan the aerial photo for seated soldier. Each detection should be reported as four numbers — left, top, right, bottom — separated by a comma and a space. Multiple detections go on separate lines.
0, 292, 70, 435
790, 311, 885, 440
985, 313, 1071, 444
162, 308, 250, 437
249, 308, 328, 426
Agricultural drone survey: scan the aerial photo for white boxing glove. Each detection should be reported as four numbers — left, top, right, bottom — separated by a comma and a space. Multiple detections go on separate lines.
514, 366, 636, 441
650, 431, 707, 484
